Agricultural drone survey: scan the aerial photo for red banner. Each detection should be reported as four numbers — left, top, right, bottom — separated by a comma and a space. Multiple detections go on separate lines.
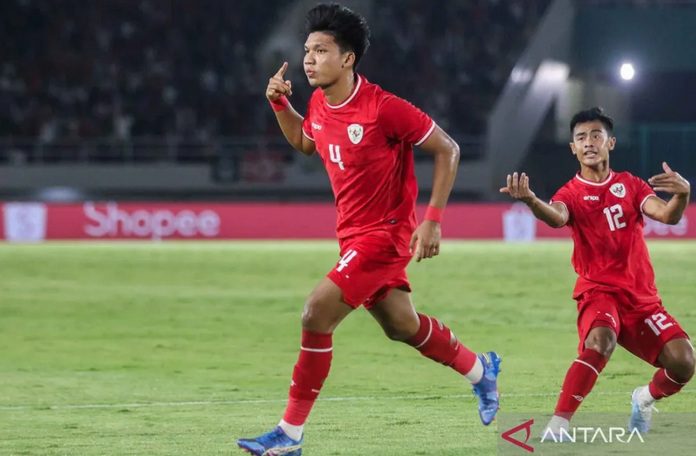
1, 201, 694, 241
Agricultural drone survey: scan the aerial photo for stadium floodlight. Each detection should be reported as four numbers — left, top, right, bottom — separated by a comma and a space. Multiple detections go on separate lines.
619, 62, 635, 81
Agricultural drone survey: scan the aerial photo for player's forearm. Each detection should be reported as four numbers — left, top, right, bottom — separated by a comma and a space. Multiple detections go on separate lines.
526, 197, 566, 228
428, 141, 460, 209
274, 106, 309, 154
662, 193, 690, 225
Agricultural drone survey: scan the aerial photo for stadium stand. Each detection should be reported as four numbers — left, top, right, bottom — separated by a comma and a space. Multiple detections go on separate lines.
0, 0, 549, 146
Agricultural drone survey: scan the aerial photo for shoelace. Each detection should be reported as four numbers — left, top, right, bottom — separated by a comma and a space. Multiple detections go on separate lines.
640, 403, 659, 414
259, 430, 286, 445
635, 400, 659, 419
483, 392, 498, 405
473, 387, 497, 404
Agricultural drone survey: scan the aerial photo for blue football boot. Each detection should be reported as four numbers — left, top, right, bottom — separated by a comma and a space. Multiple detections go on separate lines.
237, 426, 303, 456
472, 351, 502, 425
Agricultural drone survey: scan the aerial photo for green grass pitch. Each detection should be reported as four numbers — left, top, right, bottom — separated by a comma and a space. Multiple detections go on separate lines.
1, 241, 694, 455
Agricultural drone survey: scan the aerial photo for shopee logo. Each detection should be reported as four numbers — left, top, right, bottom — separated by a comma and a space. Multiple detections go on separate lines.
643, 215, 688, 236
83, 202, 220, 239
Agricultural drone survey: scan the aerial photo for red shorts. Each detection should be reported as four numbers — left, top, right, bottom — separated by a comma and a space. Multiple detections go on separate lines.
576, 288, 689, 367
327, 231, 412, 309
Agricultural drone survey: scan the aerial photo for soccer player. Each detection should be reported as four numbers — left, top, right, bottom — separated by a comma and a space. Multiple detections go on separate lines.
500, 107, 694, 438
236, 4, 501, 455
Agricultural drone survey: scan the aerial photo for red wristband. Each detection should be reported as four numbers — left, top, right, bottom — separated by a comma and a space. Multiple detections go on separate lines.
270, 96, 289, 112
424, 205, 443, 223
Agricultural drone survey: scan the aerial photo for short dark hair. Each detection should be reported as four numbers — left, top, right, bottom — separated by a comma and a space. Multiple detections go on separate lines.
305, 3, 371, 68
570, 107, 614, 135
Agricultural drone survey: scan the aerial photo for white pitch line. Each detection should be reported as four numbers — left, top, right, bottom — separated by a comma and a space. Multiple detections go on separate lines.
0, 390, 693, 412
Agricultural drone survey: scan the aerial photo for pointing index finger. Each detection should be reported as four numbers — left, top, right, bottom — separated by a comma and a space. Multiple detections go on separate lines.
275, 62, 288, 78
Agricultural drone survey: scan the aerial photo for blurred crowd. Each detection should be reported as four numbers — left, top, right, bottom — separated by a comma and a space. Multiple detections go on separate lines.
0, 0, 550, 142
364, 0, 549, 134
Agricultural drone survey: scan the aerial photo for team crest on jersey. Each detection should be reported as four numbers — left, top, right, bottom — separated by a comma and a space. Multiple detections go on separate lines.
347, 123, 364, 144
610, 183, 626, 198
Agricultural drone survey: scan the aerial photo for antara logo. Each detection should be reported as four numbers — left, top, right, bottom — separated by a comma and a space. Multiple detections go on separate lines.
540, 426, 645, 444
501, 419, 646, 453
501, 419, 534, 452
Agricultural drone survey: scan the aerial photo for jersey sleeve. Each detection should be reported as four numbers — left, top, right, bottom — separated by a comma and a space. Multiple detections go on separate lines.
377, 94, 435, 146
632, 175, 657, 213
550, 185, 574, 222
301, 95, 315, 142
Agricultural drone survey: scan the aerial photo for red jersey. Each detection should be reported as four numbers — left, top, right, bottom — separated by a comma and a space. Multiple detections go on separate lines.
550, 170, 659, 305
301, 75, 435, 254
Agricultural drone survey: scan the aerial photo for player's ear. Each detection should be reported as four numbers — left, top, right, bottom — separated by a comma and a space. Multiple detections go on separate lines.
569, 142, 577, 156
607, 136, 616, 151
342, 52, 355, 69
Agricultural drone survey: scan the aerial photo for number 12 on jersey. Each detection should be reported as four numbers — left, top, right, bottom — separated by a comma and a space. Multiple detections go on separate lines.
645, 312, 674, 336
603, 204, 626, 231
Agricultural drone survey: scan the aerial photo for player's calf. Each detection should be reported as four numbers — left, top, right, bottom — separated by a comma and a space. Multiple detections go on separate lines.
583, 326, 617, 359
404, 314, 502, 424
378, 317, 420, 342
552, 348, 608, 423
406, 313, 481, 380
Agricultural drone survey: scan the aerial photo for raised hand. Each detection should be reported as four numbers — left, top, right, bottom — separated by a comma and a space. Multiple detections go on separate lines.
648, 162, 691, 196
266, 61, 293, 101
499, 172, 536, 203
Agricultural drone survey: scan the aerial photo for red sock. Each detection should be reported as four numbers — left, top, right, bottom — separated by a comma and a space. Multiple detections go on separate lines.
554, 348, 608, 419
407, 313, 477, 375
649, 369, 687, 399
282, 330, 332, 426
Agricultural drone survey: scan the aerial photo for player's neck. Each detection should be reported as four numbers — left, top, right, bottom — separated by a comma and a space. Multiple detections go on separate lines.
579, 162, 611, 182
323, 72, 356, 106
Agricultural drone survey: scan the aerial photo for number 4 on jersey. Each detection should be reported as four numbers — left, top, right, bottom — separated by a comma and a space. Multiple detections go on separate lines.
329, 144, 345, 170
337, 249, 357, 272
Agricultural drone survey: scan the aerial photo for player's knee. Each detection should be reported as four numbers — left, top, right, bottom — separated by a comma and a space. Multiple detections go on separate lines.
584, 334, 616, 358
661, 340, 695, 383
672, 348, 695, 382
300, 307, 315, 329
586, 344, 614, 359
301, 293, 344, 332
687, 348, 695, 377
682, 355, 695, 382
301, 308, 325, 332
301, 296, 326, 331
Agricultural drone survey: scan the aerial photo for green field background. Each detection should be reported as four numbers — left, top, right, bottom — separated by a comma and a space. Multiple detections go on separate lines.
1, 241, 694, 455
